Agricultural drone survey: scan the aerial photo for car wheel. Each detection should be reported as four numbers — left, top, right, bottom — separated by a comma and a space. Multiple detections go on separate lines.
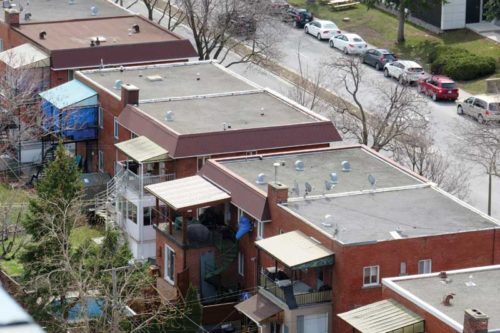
432, 93, 437, 101
329, 40, 334, 48
457, 105, 464, 115
317, 33, 322, 40
343, 47, 349, 55
304, 27, 308, 34
375, 62, 380, 71
384, 69, 390, 78
478, 114, 485, 124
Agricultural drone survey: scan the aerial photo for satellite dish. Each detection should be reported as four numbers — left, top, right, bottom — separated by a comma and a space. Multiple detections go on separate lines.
325, 180, 333, 191
294, 160, 305, 171
305, 182, 312, 194
291, 180, 300, 196
368, 174, 376, 189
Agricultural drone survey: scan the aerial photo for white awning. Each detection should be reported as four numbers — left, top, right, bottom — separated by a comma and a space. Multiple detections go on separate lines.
0, 43, 49, 69
115, 136, 168, 163
235, 294, 282, 325
338, 299, 423, 333
145, 175, 230, 211
255, 230, 334, 269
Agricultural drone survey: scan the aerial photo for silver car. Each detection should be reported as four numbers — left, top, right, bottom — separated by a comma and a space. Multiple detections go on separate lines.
457, 94, 500, 124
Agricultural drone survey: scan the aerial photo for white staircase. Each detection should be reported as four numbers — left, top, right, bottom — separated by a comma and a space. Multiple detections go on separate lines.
94, 168, 125, 228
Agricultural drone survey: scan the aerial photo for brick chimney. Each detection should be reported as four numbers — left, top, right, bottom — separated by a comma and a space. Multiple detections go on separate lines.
268, 182, 288, 205
120, 83, 139, 108
4, 8, 20, 27
463, 309, 489, 333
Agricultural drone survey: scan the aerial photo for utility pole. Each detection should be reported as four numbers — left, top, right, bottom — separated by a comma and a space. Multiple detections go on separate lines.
102, 265, 131, 333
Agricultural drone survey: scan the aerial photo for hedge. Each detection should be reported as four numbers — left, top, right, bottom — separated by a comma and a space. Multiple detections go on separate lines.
428, 46, 496, 81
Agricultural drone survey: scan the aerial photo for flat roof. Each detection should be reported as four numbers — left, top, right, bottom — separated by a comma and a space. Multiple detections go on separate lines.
384, 265, 500, 331
220, 147, 422, 197
80, 62, 257, 101
15, 15, 179, 50
4, 0, 128, 23
137, 90, 326, 134
283, 186, 497, 244
115, 136, 168, 163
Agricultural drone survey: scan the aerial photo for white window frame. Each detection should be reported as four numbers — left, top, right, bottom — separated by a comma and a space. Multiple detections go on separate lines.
164, 245, 175, 284
98, 150, 104, 172
363, 265, 379, 287
400, 262, 407, 276
238, 251, 244, 277
418, 259, 432, 274
98, 107, 104, 129
113, 116, 119, 139
256, 221, 264, 240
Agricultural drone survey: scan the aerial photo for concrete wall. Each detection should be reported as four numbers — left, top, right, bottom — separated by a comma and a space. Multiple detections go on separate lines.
442, 0, 467, 30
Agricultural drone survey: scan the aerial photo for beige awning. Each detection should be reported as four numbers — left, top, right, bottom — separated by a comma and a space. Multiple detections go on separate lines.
255, 230, 334, 269
145, 175, 230, 211
338, 299, 423, 333
0, 43, 49, 69
115, 136, 168, 163
235, 294, 282, 325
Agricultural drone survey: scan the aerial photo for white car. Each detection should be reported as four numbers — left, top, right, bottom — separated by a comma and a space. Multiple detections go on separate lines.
383, 60, 425, 85
304, 20, 341, 40
329, 33, 367, 54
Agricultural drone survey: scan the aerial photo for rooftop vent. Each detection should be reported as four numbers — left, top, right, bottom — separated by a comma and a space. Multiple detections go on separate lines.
132, 24, 140, 33
439, 271, 448, 279
196, 72, 201, 81
291, 180, 300, 196
164, 110, 174, 122
39, 31, 46, 39
146, 75, 163, 82
90, 6, 98, 16
304, 182, 312, 195
24, 12, 31, 20
223, 122, 231, 131
90, 40, 95, 47
91, 36, 106, 43
442, 293, 455, 306
368, 174, 376, 190
68, 0, 75, 4
113, 79, 122, 90
294, 160, 304, 171
341, 160, 351, 172
322, 214, 333, 227
330, 172, 338, 184
324, 180, 334, 191
2, 0, 10, 9
256, 173, 266, 185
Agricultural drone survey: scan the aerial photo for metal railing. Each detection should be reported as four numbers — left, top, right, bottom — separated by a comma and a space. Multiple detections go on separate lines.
259, 274, 332, 306
123, 169, 175, 194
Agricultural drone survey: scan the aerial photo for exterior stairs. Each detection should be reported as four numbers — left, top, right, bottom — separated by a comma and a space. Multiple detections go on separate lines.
94, 168, 125, 229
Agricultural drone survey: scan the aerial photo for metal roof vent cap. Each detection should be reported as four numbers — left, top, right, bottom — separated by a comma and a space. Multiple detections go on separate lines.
164, 110, 174, 122
256, 173, 267, 185
295, 160, 304, 171
341, 160, 351, 172
68, 0, 75, 4
330, 172, 338, 184
90, 6, 98, 16
113, 79, 122, 90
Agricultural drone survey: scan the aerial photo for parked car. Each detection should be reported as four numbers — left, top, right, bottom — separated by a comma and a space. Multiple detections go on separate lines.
417, 75, 459, 101
362, 48, 397, 71
329, 33, 367, 54
383, 60, 425, 85
304, 19, 341, 40
457, 94, 500, 124
269, 0, 289, 15
284, 7, 313, 28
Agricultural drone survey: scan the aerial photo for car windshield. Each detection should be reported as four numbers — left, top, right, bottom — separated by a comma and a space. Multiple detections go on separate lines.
441, 82, 456, 89
408, 67, 423, 73
352, 37, 363, 42
383, 54, 396, 61
324, 23, 337, 29
489, 103, 500, 112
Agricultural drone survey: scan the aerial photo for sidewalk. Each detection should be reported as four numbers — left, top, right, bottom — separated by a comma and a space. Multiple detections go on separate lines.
466, 22, 500, 43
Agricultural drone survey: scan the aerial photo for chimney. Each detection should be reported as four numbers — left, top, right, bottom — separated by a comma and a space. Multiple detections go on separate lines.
463, 309, 489, 333
4, 8, 19, 27
120, 83, 139, 108
268, 182, 288, 205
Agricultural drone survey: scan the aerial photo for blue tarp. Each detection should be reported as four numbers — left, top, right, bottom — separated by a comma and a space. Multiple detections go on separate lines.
236, 216, 252, 240
39, 80, 97, 109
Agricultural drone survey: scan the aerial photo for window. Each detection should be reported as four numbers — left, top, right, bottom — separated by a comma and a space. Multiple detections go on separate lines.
164, 245, 175, 284
98, 150, 104, 172
238, 251, 244, 276
256, 220, 265, 240
473, 99, 486, 109
98, 107, 104, 129
113, 116, 119, 139
127, 200, 137, 223
400, 262, 407, 276
0, 39, 3, 52
363, 266, 379, 287
418, 259, 432, 274
143, 207, 152, 226
297, 313, 328, 333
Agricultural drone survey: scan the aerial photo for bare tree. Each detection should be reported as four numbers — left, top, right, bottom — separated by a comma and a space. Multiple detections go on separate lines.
454, 121, 500, 215
0, 194, 27, 261
328, 57, 429, 151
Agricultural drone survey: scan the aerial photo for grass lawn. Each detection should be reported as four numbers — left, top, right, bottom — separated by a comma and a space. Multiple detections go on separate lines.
69, 225, 105, 249
287, 1, 500, 94
0, 258, 24, 277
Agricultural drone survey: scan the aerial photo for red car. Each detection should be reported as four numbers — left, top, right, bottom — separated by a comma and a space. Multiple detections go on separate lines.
417, 75, 459, 101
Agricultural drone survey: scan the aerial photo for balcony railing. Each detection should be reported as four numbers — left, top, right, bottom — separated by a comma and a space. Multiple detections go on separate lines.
122, 169, 176, 194
259, 274, 332, 307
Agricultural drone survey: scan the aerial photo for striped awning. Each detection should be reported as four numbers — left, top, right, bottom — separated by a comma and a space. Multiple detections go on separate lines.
145, 175, 230, 211
338, 299, 423, 333
115, 136, 168, 163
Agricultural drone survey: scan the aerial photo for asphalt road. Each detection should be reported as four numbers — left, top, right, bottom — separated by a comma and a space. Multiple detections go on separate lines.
123, 1, 499, 219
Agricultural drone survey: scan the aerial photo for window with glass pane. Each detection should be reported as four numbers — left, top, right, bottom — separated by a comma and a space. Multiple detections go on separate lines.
363, 266, 379, 286
127, 200, 137, 223
143, 207, 152, 226
296, 315, 304, 333
165, 246, 175, 283
418, 259, 432, 274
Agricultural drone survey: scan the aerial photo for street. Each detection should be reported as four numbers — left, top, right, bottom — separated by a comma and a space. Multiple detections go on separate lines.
123, 1, 499, 219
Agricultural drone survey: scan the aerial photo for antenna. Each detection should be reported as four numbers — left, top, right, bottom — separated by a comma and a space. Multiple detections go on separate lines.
368, 174, 376, 191
273, 162, 280, 184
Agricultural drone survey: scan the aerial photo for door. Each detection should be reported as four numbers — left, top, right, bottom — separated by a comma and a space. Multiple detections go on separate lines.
466, 0, 481, 23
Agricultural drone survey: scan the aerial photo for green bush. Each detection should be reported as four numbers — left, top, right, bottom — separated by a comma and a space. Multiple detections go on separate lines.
429, 46, 496, 81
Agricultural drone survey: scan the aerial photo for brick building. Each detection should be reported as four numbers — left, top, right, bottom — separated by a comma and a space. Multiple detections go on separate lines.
146, 145, 500, 332
339, 265, 500, 333
69, 61, 341, 260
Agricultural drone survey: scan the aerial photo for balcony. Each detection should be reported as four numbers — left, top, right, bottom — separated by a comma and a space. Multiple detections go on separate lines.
122, 169, 176, 194
259, 272, 332, 307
